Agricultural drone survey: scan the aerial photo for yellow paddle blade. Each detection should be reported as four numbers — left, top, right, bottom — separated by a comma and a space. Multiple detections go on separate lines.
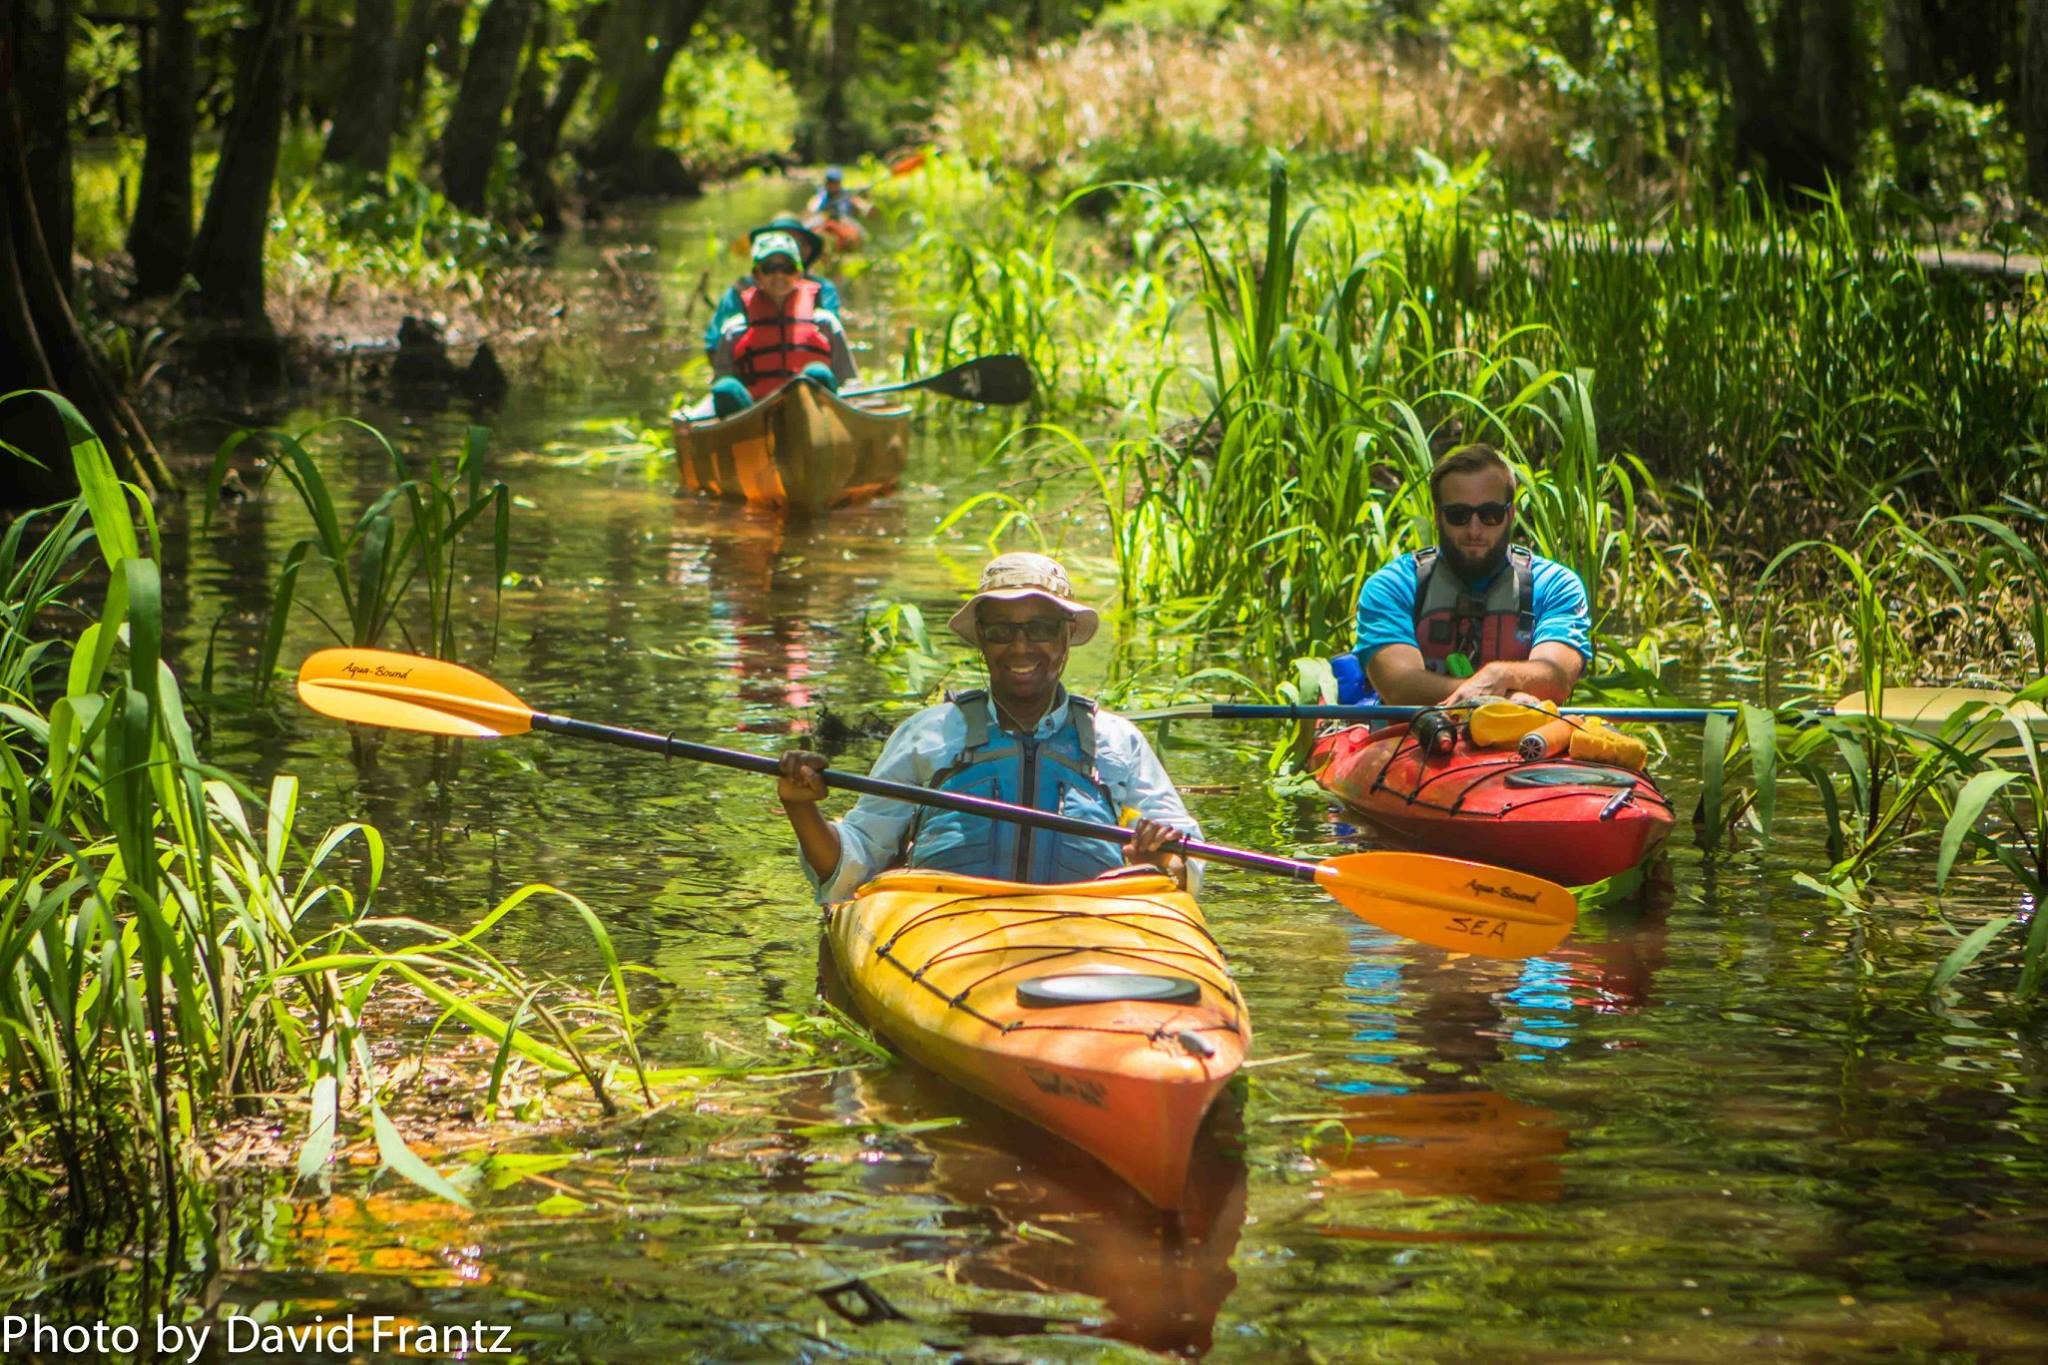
1315, 852, 1577, 960
1836, 686, 2047, 744
296, 648, 534, 738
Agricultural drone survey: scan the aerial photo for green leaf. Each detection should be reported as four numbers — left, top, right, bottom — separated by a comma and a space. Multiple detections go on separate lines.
1741, 703, 1779, 840
1696, 711, 1731, 843
371, 1103, 470, 1208
534, 1192, 587, 1216
1930, 915, 2014, 993
298, 1034, 341, 1181
1936, 769, 2019, 888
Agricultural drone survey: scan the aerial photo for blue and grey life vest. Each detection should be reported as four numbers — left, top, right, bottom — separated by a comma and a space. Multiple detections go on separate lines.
906, 688, 1125, 883
1413, 544, 1535, 674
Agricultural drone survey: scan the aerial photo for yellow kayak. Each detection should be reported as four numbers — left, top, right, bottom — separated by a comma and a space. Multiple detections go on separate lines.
826, 869, 1249, 1210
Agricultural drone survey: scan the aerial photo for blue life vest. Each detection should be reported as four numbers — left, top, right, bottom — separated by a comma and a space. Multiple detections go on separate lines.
907, 689, 1125, 883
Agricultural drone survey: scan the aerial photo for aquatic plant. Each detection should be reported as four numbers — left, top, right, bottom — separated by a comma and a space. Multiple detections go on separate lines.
1928, 680, 2048, 996
205, 420, 510, 698
0, 395, 637, 1250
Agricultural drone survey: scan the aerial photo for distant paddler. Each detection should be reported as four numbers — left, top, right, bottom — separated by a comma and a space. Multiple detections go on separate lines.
1337, 443, 1592, 710
703, 216, 841, 359
706, 231, 859, 418
807, 165, 868, 228
777, 553, 1199, 898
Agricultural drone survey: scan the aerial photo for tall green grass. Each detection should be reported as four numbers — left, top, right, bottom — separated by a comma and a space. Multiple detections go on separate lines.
1, 393, 637, 1249
1432, 190, 2048, 531
962, 162, 1703, 667
207, 420, 510, 700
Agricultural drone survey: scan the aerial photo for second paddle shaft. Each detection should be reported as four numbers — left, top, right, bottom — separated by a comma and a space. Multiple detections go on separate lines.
1189, 702, 1748, 723
530, 712, 1314, 882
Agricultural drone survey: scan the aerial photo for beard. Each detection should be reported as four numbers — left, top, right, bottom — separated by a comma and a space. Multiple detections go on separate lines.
1440, 536, 1511, 587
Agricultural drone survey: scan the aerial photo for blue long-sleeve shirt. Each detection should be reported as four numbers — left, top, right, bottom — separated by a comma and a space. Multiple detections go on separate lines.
803, 690, 1203, 903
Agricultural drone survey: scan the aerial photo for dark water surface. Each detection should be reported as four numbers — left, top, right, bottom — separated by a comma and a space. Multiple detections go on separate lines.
13, 186, 2048, 1361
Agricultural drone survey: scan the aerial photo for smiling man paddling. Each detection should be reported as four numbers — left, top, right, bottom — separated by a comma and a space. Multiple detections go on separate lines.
1342, 444, 1592, 708
777, 554, 1199, 899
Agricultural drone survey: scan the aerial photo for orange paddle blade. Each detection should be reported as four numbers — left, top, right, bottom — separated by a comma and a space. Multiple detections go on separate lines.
296, 648, 534, 738
1315, 852, 1577, 960
888, 151, 928, 177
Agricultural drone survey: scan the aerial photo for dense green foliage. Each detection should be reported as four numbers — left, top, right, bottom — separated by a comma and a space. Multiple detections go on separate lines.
0, 396, 644, 1246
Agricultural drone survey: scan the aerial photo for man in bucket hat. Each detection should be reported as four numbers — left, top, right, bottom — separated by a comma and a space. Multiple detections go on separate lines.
777, 553, 1199, 898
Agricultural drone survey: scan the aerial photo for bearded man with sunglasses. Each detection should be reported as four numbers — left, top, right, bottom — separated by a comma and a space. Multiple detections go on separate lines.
1344, 444, 1592, 708
776, 554, 1199, 898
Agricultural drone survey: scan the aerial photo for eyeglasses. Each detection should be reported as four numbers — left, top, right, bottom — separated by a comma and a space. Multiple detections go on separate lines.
1439, 501, 1512, 527
756, 261, 798, 276
979, 618, 1069, 645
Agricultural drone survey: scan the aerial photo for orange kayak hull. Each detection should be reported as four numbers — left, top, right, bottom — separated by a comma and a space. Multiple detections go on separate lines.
826, 869, 1249, 1210
813, 216, 865, 251
1310, 723, 1675, 885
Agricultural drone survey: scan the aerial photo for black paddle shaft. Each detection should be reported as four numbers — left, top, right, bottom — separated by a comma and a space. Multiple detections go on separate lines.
530, 712, 1312, 882
841, 354, 1033, 405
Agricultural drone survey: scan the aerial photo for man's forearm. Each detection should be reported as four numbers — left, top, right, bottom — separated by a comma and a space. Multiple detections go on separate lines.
1485, 658, 1575, 702
1368, 661, 1461, 705
783, 802, 843, 880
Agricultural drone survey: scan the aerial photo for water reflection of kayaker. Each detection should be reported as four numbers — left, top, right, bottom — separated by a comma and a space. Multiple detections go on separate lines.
920, 1105, 1247, 1354
770, 1040, 1248, 1356
774, 553, 1200, 897
1321, 949, 1568, 1206
706, 232, 859, 419
701, 216, 842, 359
1337, 443, 1592, 709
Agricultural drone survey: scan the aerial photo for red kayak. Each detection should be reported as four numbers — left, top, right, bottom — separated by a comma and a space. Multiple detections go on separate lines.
1308, 724, 1674, 886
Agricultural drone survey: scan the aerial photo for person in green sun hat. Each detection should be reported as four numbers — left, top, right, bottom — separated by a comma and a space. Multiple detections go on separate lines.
702, 215, 843, 358
706, 231, 858, 418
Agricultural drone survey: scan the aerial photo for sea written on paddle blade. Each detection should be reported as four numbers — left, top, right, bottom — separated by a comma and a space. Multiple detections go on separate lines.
296, 648, 534, 738
1314, 851, 1577, 959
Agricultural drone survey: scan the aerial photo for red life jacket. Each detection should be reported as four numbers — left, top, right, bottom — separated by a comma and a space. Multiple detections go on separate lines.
732, 279, 833, 398
1412, 544, 1535, 673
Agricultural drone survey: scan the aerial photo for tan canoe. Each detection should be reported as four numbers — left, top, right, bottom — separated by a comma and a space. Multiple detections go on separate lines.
672, 379, 910, 515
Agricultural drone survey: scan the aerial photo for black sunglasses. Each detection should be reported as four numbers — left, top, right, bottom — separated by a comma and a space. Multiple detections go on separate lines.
980, 618, 1069, 644
756, 260, 798, 276
1439, 501, 1512, 527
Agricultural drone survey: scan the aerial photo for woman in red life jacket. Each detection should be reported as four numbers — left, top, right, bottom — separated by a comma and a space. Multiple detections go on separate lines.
707, 231, 858, 417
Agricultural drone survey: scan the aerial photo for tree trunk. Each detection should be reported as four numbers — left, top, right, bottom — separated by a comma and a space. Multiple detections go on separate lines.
18, 0, 74, 291
129, 0, 196, 296
188, 0, 298, 383
1650, 0, 1705, 160
581, 0, 708, 197
508, 11, 561, 231
818, 0, 858, 159
324, 0, 399, 175
1794, 0, 1860, 188
438, 0, 534, 214
397, 0, 433, 119
769, 0, 802, 75
2026, 0, 2048, 202
1882, 0, 1933, 190
1, 23, 173, 506
1704, 0, 1849, 193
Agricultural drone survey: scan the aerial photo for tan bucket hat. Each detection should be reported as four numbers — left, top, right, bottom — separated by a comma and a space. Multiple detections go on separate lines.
947, 553, 1100, 647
